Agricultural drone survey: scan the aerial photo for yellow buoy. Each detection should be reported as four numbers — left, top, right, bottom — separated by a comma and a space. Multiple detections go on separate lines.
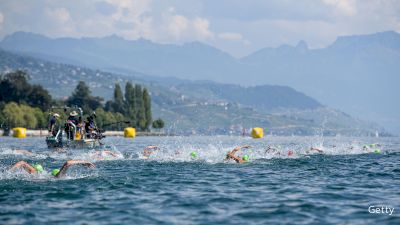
13, 127, 27, 138
251, 127, 264, 139
124, 127, 136, 138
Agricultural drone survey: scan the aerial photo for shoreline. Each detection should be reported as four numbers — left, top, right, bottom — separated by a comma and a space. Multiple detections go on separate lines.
0, 129, 168, 137
0, 129, 395, 138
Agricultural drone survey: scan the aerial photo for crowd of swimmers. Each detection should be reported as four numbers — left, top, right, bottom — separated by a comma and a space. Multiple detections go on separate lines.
5, 142, 382, 178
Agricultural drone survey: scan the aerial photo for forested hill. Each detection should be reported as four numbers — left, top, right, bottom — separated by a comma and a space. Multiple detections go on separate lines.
173, 82, 321, 111
2, 31, 398, 133
0, 49, 321, 110
0, 49, 384, 136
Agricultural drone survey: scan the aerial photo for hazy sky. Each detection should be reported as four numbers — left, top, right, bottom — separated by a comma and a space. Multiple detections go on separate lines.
0, 0, 399, 57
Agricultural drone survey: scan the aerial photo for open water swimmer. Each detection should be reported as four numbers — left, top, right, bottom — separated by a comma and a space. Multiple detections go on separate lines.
9, 160, 95, 178
225, 145, 251, 164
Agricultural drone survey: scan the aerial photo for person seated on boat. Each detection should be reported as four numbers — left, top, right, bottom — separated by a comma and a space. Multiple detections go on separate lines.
85, 116, 97, 138
143, 145, 159, 158
225, 146, 251, 164
48, 113, 60, 136
65, 111, 79, 140
10, 160, 95, 178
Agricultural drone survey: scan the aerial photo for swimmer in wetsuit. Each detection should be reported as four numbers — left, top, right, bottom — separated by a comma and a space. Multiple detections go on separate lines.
10, 160, 95, 178
307, 147, 324, 154
13, 149, 33, 155
142, 146, 159, 158
225, 146, 251, 164
265, 146, 282, 156
91, 150, 122, 160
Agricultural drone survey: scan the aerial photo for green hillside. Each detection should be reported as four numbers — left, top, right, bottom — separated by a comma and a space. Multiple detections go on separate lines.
0, 49, 385, 136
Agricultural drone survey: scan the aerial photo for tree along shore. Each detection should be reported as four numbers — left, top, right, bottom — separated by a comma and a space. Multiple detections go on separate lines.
0, 70, 165, 132
0, 129, 169, 137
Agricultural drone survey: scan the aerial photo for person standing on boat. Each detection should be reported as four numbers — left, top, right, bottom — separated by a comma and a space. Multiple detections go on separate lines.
85, 115, 96, 138
65, 111, 79, 140
48, 113, 60, 136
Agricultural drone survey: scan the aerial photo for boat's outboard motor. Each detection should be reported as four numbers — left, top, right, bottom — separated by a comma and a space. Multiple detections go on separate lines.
93, 128, 106, 140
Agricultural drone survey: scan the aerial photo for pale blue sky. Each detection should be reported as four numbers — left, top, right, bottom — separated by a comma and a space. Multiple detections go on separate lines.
0, 0, 399, 57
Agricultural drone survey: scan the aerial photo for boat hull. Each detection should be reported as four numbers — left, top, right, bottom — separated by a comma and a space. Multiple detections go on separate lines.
46, 136, 100, 149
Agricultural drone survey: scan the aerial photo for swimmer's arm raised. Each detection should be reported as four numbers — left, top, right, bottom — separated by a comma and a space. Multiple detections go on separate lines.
233, 145, 251, 153
310, 147, 323, 153
229, 145, 251, 155
265, 146, 277, 153
225, 146, 250, 163
55, 160, 95, 178
104, 151, 119, 157
144, 146, 158, 150
230, 154, 245, 164
15, 149, 33, 155
10, 161, 37, 174
66, 160, 96, 168
143, 146, 158, 157
227, 145, 251, 158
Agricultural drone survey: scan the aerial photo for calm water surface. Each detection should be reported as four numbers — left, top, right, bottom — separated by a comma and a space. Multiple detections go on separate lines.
0, 136, 399, 224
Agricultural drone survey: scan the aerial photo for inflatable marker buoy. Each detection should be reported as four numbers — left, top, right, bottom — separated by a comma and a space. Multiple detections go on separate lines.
13, 127, 27, 138
124, 127, 136, 138
251, 127, 264, 139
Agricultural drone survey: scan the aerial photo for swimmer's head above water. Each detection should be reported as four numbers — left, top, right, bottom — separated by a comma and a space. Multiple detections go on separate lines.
92, 150, 121, 160
190, 152, 198, 159
10, 160, 95, 178
143, 146, 159, 158
32, 164, 44, 173
225, 146, 251, 164
52, 169, 60, 176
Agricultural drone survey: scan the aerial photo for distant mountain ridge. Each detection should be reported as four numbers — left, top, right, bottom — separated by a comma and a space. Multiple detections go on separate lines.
0, 48, 384, 136
1, 31, 398, 133
0, 48, 320, 111
0, 31, 241, 81
174, 82, 321, 110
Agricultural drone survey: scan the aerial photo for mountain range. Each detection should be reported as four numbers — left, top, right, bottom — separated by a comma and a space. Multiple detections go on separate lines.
0, 31, 397, 134
0, 49, 383, 136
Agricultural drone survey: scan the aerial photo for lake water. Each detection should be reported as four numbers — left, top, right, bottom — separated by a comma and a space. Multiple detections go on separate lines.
0, 136, 399, 224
